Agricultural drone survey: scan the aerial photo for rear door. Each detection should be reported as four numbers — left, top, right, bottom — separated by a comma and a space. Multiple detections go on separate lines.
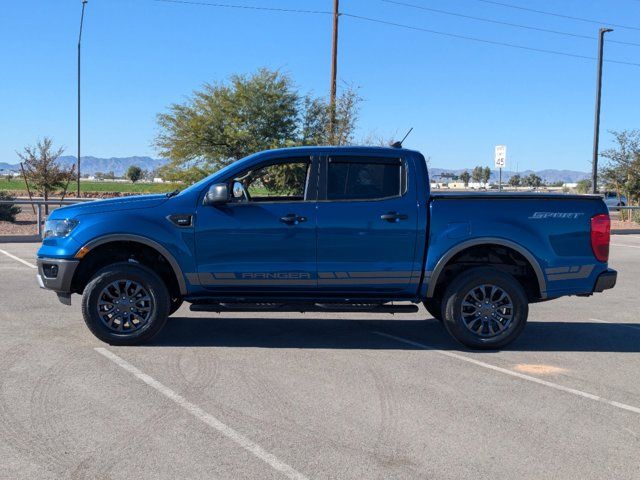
316, 154, 420, 295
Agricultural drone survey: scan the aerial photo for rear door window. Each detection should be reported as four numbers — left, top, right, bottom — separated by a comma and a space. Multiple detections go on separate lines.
327, 158, 404, 201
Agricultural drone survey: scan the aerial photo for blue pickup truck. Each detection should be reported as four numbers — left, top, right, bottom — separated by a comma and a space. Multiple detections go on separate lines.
36, 146, 616, 349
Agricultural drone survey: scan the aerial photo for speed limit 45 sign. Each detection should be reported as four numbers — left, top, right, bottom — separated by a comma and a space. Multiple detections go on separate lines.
494, 145, 506, 168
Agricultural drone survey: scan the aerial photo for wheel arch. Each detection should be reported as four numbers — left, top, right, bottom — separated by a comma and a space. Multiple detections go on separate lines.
74, 234, 187, 295
426, 237, 547, 300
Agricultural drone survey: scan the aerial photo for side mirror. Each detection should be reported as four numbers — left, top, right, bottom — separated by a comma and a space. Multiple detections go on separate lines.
203, 183, 229, 206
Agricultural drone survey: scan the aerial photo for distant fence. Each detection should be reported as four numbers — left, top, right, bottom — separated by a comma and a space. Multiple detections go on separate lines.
0, 198, 93, 238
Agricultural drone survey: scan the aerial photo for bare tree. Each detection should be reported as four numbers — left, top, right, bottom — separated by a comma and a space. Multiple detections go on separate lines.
17, 138, 75, 213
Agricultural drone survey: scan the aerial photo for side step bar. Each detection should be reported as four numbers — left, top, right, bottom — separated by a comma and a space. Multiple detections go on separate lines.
189, 302, 419, 314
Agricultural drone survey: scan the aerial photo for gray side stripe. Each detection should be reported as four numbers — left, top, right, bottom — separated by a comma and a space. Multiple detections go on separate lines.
545, 265, 585, 275
347, 271, 414, 278
545, 266, 570, 274
319, 278, 419, 285
319, 271, 412, 279
213, 272, 237, 279
547, 265, 594, 281
199, 277, 317, 286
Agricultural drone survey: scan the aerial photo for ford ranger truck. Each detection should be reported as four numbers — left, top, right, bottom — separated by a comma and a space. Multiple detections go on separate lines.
36, 146, 617, 349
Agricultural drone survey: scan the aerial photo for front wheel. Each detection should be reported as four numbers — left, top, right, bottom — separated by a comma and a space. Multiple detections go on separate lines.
441, 267, 528, 349
81, 262, 170, 346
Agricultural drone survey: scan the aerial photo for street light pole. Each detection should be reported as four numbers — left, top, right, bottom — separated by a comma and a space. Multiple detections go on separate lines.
591, 27, 613, 195
77, 0, 88, 198
329, 0, 339, 144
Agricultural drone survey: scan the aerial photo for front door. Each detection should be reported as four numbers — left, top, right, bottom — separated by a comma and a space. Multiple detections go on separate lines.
316, 154, 420, 295
194, 157, 317, 294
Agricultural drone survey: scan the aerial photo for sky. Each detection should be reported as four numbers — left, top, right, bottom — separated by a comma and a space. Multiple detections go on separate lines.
1, 0, 639, 172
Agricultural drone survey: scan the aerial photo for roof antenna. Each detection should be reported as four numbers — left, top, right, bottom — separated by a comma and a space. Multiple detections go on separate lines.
390, 127, 413, 148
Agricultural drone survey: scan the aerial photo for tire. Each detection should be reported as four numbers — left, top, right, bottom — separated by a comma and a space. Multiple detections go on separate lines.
169, 297, 184, 316
81, 262, 170, 346
441, 267, 528, 350
423, 297, 443, 322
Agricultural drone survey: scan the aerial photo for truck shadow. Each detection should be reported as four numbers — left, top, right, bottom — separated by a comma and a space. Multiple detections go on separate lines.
150, 316, 640, 353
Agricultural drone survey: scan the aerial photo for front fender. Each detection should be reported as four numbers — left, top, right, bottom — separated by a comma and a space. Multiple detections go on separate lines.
38, 212, 195, 296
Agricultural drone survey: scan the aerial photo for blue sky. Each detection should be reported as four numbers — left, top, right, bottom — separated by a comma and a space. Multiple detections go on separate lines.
1, 0, 639, 172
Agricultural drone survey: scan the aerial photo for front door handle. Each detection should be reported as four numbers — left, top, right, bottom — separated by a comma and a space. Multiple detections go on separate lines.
380, 212, 408, 223
280, 214, 307, 225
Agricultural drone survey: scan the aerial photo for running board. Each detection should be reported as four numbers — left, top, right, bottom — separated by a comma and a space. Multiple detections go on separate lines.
189, 302, 419, 314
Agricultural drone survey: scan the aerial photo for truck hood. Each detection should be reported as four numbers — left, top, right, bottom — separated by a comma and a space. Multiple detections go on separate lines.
49, 194, 169, 219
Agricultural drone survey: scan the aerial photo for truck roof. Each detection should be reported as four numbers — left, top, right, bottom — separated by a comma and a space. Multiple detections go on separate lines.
261, 145, 422, 156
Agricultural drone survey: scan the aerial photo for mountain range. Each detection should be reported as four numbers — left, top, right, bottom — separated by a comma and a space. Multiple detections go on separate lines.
429, 168, 589, 184
0, 156, 590, 184
0, 156, 166, 177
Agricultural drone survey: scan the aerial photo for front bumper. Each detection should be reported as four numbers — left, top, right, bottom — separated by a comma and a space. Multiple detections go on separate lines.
593, 268, 617, 293
36, 257, 80, 293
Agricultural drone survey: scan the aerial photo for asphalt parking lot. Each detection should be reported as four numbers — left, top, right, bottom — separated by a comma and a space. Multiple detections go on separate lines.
0, 237, 639, 479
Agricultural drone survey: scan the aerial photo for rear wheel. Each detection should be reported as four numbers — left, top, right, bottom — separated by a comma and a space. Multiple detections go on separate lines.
441, 267, 528, 349
81, 262, 169, 346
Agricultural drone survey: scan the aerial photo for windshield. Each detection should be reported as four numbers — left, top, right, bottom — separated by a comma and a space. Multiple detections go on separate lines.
176, 157, 250, 197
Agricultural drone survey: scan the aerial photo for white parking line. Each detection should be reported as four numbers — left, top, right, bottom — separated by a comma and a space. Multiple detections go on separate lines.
372, 331, 640, 415
94, 348, 308, 480
0, 248, 36, 269
611, 243, 640, 249
590, 318, 640, 332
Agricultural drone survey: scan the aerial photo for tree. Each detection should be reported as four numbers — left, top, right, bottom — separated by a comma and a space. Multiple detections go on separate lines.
459, 170, 471, 188
576, 179, 592, 194
600, 130, 640, 221
508, 174, 521, 188
300, 87, 360, 146
155, 68, 360, 185
0, 191, 20, 222
471, 166, 483, 184
94, 171, 105, 181
17, 138, 75, 213
482, 166, 491, 185
126, 165, 143, 183
524, 173, 542, 189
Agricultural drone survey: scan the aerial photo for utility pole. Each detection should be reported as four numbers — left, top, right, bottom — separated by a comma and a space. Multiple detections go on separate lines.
329, 0, 339, 144
591, 27, 613, 194
77, 0, 88, 198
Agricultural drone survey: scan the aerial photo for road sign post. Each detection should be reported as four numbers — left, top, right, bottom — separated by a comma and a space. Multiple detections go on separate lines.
494, 145, 506, 192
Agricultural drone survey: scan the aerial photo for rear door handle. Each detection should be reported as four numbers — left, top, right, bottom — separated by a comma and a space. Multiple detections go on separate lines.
380, 212, 408, 223
280, 214, 307, 225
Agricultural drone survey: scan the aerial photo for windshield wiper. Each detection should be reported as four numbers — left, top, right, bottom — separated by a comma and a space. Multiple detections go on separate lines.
166, 189, 180, 198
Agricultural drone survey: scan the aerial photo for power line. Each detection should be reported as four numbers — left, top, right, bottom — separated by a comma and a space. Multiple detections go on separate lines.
148, 0, 640, 67
342, 13, 640, 67
382, 0, 640, 47
467, 0, 640, 32
152, 0, 332, 15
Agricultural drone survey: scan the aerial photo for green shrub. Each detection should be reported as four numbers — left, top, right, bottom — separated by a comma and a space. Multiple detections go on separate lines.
0, 191, 21, 222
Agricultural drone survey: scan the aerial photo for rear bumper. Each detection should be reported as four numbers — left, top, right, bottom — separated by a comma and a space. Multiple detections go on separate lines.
593, 268, 617, 293
36, 257, 79, 293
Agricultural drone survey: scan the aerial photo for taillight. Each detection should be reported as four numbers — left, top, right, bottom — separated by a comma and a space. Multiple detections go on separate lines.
590, 214, 610, 262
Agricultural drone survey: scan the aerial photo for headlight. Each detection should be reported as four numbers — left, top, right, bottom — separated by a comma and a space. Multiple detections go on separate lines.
43, 219, 79, 238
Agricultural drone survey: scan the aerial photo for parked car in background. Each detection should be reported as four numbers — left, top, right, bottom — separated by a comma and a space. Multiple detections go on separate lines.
603, 192, 627, 208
